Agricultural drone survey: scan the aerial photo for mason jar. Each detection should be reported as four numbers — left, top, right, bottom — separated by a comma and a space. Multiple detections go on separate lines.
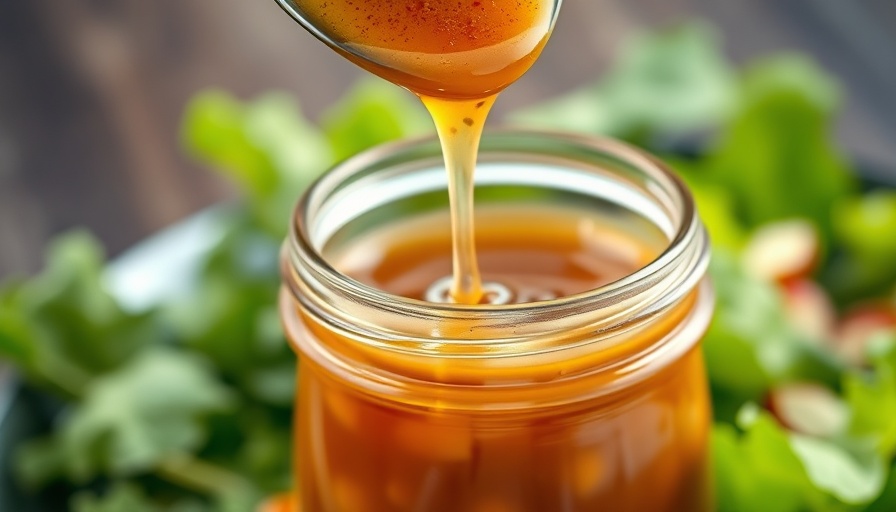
279, 131, 713, 512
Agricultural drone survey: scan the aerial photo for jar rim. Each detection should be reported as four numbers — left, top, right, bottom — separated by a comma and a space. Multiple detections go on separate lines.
286, 130, 707, 332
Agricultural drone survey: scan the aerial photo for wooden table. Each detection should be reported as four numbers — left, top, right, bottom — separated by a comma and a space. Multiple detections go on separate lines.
1, 0, 894, 277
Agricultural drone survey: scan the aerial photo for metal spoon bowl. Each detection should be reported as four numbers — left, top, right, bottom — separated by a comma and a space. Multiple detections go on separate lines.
272, 0, 563, 97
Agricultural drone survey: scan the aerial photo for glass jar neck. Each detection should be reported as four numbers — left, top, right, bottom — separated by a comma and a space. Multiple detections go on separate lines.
281, 131, 710, 400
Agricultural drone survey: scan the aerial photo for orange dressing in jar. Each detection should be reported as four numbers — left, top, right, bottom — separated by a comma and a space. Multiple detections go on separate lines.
280, 133, 714, 511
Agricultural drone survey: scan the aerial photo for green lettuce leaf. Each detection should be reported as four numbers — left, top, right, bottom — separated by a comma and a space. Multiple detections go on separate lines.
703, 56, 856, 244
320, 77, 431, 162
714, 407, 821, 512
72, 482, 161, 512
845, 335, 896, 458
824, 192, 896, 303
511, 22, 737, 141
867, 462, 896, 512
716, 405, 886, 511
182, 91, 331, 234
57, 347, 234, 480
704, 253, 842, 408
0, 232, 157, 397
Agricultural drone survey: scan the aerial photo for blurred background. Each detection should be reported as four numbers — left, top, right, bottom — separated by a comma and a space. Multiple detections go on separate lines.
1, 0, 895, 276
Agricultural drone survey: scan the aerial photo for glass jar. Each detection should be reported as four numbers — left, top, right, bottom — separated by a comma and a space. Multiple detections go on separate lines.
280, 131, 713, 512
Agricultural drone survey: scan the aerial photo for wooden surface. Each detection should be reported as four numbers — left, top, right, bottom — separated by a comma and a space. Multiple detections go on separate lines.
1, 0, 894, 277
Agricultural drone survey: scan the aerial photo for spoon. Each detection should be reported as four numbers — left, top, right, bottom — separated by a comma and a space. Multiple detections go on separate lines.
272, 0, 563, 98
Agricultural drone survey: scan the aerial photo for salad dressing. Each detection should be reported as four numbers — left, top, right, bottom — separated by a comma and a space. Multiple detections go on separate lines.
295, 0, 555, 303
288, 204, 712, 511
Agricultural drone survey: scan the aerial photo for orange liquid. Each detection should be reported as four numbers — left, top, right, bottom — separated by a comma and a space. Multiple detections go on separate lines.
287, 206, 712, 511
334, 206, 663, 302
297, 0, 554, 98
293, 0, 556, 303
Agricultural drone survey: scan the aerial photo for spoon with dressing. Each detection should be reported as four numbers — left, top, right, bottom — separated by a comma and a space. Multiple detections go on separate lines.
272, 0, 562, 99
272, 0, 563, 305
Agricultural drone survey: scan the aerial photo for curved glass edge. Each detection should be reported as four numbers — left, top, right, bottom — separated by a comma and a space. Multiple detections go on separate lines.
285, 131, 707, 339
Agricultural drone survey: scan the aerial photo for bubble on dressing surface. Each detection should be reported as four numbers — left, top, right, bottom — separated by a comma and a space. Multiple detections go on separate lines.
425, 276, 513, 305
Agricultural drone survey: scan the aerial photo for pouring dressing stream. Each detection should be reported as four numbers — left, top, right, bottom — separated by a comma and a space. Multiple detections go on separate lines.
273, 0, 561, 304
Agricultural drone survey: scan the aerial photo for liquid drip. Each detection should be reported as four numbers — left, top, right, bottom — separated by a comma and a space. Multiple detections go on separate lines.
290, 0, 557, 304
421, 95, 496, 303
424, 276, 513, 305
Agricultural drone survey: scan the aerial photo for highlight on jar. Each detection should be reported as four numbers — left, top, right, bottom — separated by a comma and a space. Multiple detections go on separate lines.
277, 132, 713, 511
